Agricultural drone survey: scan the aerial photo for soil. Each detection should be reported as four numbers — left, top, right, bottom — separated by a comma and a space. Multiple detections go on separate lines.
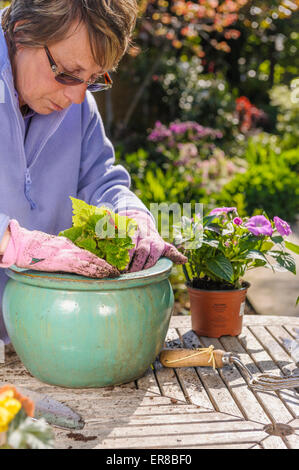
187, 277, 249, 291
66, 432, 97, 442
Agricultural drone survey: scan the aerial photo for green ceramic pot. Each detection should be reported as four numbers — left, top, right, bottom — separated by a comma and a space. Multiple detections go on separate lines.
3, 258, 174, 388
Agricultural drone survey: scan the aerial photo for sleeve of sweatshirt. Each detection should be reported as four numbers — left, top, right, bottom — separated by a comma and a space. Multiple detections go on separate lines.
77, 93, 152, 217
0, 214, 10, 247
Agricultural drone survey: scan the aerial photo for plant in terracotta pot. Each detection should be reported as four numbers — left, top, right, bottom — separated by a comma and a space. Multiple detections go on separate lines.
173, 207, 299, 337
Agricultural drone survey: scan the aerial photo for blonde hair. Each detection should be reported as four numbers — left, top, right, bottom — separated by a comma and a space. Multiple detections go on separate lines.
2, 0, 138, 71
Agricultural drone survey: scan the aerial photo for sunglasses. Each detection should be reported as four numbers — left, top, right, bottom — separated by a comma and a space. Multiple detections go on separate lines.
44, 46, 112, 92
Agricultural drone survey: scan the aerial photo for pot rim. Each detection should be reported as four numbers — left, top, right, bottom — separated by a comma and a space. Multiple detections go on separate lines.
186, 280, 250, 293
5, 258, 173, 291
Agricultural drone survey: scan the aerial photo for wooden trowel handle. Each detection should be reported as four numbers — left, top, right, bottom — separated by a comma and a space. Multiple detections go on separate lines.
159, 348, 227, 368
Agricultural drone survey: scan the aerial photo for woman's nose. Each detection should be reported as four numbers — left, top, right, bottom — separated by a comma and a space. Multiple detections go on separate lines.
63, 84, 87, 105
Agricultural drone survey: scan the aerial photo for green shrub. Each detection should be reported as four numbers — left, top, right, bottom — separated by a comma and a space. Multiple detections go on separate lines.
215, 162, 299, 223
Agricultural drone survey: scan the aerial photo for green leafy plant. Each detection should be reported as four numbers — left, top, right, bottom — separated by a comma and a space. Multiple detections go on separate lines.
59, 197, 137, 271
214, 145, 299, 222
173, 207, 299, 290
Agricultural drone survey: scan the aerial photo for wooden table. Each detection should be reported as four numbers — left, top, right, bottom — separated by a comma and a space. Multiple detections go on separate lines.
1, 315, 299, 449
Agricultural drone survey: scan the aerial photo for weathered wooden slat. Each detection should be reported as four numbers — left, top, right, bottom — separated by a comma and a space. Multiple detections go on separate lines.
153, 328, 188, 403
136, 366, 161, 395
260, 435, 288, 449
178, 443, 256, 449
169, 316, 299, 329
89, 420, 266, 440
0, 340, 4, 364
288, 418, 299, 429
283, 325, 299, 341
226, 328, 294, 424
162, 327, 214, 409
283, 433, 299, 449
282, 418, 299, 449
93, 426, 268, 449
179, 328, 244, 418
252, 325, 297, 374
248, 325, 299, 417
85, 412, 241, 426
200, 335, 271, 424
267, 325, 299, 369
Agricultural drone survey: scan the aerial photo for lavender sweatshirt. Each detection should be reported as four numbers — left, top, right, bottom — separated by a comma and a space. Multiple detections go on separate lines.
0, 8, 150, 342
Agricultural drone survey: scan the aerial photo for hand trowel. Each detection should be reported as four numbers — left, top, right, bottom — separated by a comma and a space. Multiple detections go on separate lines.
0, 382, 85, 430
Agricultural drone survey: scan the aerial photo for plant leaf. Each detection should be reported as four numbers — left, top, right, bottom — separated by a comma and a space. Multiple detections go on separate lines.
285, 240, 299, 255
202, 238, 219, 248
59, 226, 83, 242
271, 235, 284, 245
59, 197, 137, 270
270, 251, 296, 274
206, 255, 234, 282
244, 250, 268, 262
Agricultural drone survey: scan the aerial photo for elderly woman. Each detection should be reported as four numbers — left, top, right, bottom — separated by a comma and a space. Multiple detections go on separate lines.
0, 0, 186, 343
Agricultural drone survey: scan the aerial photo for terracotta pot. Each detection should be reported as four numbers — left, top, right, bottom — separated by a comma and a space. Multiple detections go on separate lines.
187, 282, 250, 338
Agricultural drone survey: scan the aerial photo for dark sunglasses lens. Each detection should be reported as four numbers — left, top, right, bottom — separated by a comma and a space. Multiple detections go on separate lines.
55, 74, 83, 86
87, 83, 111, 92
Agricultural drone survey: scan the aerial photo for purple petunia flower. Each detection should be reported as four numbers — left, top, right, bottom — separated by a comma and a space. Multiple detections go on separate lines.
209, 207, 237, 215
244, 215, 273, 237
233, 217, 243, 225
273, 216, 292, 237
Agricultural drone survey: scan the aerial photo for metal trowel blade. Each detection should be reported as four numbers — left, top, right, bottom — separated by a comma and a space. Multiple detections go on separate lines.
0, 382, 84, 430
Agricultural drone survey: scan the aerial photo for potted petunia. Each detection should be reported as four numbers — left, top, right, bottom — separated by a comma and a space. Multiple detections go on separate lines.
173, 207, 299, 337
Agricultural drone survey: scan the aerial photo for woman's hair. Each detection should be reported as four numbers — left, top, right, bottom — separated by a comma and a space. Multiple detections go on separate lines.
2, 0, 138, 71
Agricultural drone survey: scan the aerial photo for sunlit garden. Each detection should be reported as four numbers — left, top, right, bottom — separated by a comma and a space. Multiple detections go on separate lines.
1, 0, 299, 451
96, 0, 299, 311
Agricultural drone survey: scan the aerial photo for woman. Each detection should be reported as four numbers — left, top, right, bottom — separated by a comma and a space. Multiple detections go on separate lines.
0, 0, 186, 343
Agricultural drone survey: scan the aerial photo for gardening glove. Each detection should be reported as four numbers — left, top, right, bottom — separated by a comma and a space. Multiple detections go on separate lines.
0, 219, 120, 278
118, 210, 187, 272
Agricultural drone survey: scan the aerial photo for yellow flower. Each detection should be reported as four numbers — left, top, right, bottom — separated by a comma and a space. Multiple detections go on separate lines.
0, 390, 21, 433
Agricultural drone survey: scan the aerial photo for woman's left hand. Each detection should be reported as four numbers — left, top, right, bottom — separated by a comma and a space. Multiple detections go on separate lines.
118, 210, 187, 272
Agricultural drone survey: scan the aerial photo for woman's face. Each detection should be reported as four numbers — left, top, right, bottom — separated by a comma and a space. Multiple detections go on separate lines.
12, 21, 103, 114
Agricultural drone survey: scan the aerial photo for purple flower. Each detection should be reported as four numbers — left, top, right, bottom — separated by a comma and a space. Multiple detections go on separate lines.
244, 216, 273, 237
148, 121, 172, 142
233, 217, 243, 225
209, 207, 237, 215
273, 216, 292, 236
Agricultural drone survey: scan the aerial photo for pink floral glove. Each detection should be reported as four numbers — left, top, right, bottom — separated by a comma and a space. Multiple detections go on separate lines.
0, 220, 120, 278
118, 210, 187, 272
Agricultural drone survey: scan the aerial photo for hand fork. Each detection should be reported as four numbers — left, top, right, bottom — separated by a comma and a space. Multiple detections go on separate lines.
159, 347, 299, 392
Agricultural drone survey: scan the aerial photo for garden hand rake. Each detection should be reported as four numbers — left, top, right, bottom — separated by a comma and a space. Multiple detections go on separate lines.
159, 346, 299, 392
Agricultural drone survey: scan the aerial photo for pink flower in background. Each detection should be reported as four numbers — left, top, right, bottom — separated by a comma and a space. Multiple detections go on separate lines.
209, 207, 237, 215
274, 216, 292, 236
244, 215, 273, 237
233, 217, 243, 225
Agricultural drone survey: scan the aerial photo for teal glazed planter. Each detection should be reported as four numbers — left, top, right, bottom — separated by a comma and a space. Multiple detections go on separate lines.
3, 258, 174, 388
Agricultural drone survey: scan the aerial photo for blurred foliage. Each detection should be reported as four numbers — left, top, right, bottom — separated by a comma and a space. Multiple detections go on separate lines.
109, 0, 299, 141
213, 140, 299, 222
112, 1, 299, 231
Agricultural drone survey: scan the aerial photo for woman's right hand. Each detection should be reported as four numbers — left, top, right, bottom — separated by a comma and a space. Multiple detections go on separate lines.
0, 219, 120, 278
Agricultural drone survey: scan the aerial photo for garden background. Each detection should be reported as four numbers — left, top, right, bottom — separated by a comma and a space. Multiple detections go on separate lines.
2, 0, 299, 313
103, 0, 298, 314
